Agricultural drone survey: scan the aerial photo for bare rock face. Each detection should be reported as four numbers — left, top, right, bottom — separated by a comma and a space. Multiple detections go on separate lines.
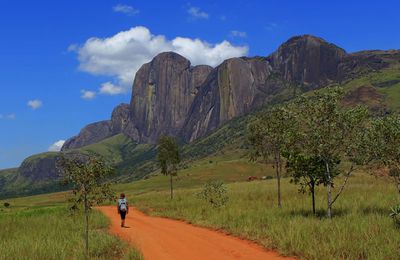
338, 50, 400, 81
62, 104, 132, 150
61, 121, 113, 150
62, 35, 400, 148
130, 52, 212, 143
181, 57, 281, 142
267, 35, 347, 89
18, 153, 60, 181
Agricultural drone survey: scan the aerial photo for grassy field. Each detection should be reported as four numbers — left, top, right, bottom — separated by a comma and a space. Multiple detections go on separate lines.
2, 152, 400, 259
125, 172, 400, 260
0, 198, 142, 259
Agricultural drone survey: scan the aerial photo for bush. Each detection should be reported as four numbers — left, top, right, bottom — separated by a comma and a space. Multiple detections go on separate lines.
390, 205, 400, 225
3, 202, 10, 208
197, 180, 228, 208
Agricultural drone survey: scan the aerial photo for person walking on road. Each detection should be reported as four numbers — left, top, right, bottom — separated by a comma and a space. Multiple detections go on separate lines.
117, 193, 129, 227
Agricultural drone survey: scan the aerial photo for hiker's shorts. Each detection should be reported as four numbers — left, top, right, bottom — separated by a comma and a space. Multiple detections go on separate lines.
120, 211, 127, 220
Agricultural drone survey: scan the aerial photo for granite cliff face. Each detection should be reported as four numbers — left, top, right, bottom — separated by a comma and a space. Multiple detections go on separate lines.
62, 35, 400, 149
129, 52, 212, 143
267, 35, 347, 88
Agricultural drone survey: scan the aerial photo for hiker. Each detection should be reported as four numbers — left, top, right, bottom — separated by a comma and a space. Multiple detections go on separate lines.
117, 193, 129, 227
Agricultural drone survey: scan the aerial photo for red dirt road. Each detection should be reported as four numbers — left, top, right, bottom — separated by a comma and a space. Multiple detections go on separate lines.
98, 206, 294, 260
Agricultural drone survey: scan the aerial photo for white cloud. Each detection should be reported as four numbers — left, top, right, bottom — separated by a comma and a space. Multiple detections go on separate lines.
230, 30, 247, 38
80, 89, 96, 100
71, 26, 248, 95
99, 82, 126, 95
187, 7, 209, 19
27, 99, 43, 110
48, 140, 65, 152
113, 4, 139, 16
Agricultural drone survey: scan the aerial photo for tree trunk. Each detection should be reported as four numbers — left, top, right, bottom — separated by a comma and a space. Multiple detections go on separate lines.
275, 152, 282, 208
310, 178, 316, 215
325, 161, 332, 218
84, 194, 89, 256
170, 173, 173, 200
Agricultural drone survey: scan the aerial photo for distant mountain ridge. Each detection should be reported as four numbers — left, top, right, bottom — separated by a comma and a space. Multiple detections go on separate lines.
61, 35, 400, 148
1, 34, 400, 198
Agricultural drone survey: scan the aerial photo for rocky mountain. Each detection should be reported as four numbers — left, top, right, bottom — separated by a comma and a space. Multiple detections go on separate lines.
3, 34, 399, 199
63, 34, 399, 147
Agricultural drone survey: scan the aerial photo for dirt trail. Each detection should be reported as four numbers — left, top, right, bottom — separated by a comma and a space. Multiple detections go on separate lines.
98, 206, 294, 260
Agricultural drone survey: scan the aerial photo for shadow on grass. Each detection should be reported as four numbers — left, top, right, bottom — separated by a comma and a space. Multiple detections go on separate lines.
288, 208, 349, 219
361, 206, 390, 216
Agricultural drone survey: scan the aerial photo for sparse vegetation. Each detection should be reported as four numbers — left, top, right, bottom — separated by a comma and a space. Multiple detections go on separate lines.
157, 136, 180, 199
133, 173, 400, 260
197, 180, 228, 208
57, 154, 115, 256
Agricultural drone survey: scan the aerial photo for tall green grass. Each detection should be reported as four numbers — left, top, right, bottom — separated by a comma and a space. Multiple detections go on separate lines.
0, 205, 142, 260
132, 173, 400, 260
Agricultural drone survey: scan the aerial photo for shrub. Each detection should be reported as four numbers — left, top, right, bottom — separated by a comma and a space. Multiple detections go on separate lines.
390, 205, 400, 225
197, 180, 228, 208
3, 202, 10, 208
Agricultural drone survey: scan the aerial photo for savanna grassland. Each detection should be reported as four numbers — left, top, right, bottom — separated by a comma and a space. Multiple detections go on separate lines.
0, 194, 142, 260
117, 156, 400, 260
1, 154, 400, 259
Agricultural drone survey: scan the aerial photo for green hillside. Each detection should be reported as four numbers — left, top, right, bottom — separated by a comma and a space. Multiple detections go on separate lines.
1, 64, 400, 199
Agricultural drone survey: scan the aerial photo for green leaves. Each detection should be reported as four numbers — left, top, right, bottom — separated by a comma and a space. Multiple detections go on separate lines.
248, 105, 294, 162
197, 180, 229, 208
366, 114, 400, 193
157, 136, 180, 176
57, 154, 115, 210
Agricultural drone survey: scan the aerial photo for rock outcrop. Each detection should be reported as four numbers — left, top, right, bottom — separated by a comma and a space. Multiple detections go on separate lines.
62, 104, 132, 150
62, 35, 400, 149
181, 57, 280, 142
267, 35, 347, 89
129, 52, 212, 143
18, 153, 60, 181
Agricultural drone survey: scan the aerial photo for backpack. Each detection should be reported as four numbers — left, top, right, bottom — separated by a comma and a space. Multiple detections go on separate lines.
118, 198, 127, 212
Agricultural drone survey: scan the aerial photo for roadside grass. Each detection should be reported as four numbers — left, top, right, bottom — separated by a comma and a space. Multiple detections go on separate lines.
0, 204, 142, 260
131, 173, 400, 260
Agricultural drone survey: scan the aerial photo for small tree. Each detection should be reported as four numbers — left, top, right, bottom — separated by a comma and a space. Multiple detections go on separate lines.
57, 154, 114, 256
157, 136, 180, 199
248, 106, 294, 208
367, 115, 400, 194
291, 87, 369, 218
286, 153, 334, 215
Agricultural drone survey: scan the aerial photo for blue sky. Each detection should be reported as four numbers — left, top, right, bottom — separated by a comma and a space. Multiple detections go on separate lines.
1, 0, 399, 169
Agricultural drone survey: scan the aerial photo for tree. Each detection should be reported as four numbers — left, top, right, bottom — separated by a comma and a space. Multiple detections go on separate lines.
367, 114, 400, 194
285, 153, 334, 215
248, 106, 294, 208
157, 136, 180, 199
57, 154, 114, 256
291, 87, 369, 218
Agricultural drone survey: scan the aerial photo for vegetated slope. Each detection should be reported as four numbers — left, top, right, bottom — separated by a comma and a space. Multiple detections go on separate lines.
2, 38, 400, 198
2, 64, 400, 199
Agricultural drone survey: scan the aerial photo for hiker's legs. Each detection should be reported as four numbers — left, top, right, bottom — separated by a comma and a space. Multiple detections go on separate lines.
120, 212, 126, 227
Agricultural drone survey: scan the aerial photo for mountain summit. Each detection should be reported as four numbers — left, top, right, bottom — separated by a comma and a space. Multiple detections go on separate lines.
62, 34, 398, 148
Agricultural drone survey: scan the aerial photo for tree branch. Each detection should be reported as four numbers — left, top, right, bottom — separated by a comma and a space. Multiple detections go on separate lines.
331, 164, 355, 206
